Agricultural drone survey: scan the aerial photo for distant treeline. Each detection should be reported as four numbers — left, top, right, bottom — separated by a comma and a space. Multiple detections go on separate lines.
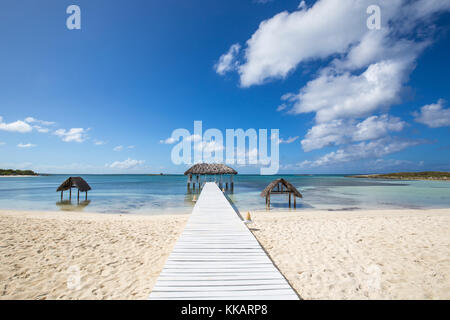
0, 169, 38, 176
349, 171, 450, 180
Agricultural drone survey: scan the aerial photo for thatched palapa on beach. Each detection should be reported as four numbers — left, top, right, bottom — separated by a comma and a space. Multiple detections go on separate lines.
261, 178, 302, 209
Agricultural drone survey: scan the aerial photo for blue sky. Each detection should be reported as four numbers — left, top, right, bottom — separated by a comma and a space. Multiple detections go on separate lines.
0, 0, 449, 174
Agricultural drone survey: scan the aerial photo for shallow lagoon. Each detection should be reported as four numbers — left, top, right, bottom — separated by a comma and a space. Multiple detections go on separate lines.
0, 174, 449, 214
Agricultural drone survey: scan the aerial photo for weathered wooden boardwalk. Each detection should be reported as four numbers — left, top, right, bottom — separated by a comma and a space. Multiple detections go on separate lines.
149, 182, 299, 300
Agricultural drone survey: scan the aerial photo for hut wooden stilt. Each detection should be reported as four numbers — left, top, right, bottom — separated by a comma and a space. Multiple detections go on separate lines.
261, 178, 302, 210
184, 163, 237, 192
57, 177, 92, 202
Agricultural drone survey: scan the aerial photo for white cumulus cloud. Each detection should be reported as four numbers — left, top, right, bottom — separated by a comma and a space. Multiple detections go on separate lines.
108, 158, 145, 170
301, 115, 405, 152
0, 116, 33, 133
413, 99, 450, 128
288, 58, 413, 123
215, 0, 450, 166
237, 0, 404, 87
54, 128, 88, 143
299, 138, 422, 168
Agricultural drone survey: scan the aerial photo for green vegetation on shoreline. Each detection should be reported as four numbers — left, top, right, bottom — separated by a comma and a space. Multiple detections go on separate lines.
0, 169, 39, 176
348, 171, 450, 181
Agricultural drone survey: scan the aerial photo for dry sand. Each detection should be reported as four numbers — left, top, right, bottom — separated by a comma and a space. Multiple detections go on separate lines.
1, 208, 449, 300
0, 210, 188, 300
249, 208, 450, 300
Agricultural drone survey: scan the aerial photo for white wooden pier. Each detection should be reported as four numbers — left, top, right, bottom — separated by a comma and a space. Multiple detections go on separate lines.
149, 182, 299, 300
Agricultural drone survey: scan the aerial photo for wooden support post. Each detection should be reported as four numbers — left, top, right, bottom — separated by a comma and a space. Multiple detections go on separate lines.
61, 191, 63, 201
268, 194, 270, 209
85, 191, 88, 201
77, 190, 80, 202
294, 196, 296, 208
69, 188, 72, 201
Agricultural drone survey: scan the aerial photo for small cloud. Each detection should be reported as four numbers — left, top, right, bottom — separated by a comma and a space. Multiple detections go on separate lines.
413, 99, 450, 128
23, 117, 55, 133
127, 145, 135, 149
108, 158, 145, 170
276, 104, 287, 112
94, 140, 106, 145
160, 137, 178, 144
271, 133, 299, 144
33, 125, 49, 133
160, 134, 202, 144
113, 145, 124, 151
24, 117, 55, 126
0, 142, 5, 146
214, 43, 241, 75
17, 143, 36, 148
279, 136, 299, 144
0, 116, 33, 133
54, 128, 88, 143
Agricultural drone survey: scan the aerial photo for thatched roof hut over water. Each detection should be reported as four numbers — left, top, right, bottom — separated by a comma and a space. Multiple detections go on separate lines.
184, 163, 237, 191
57, 177, 91, 201
184, 163, 237, 175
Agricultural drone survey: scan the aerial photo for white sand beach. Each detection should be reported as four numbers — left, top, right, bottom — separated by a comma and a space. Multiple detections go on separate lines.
0, 210, 188, 300
250, 208, 450, 300
0, 208, 449, 300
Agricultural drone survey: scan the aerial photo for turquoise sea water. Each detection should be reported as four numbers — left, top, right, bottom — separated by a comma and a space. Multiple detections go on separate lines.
0, 175, 449, 214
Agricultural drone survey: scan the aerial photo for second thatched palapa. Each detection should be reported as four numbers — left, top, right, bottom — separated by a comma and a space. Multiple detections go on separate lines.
261, 178, 302, 209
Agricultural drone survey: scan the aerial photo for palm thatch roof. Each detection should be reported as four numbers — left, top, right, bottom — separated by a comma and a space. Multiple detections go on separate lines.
184, 163, 237, 175
260, 178, 302, 198
57, 177, 91, 192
